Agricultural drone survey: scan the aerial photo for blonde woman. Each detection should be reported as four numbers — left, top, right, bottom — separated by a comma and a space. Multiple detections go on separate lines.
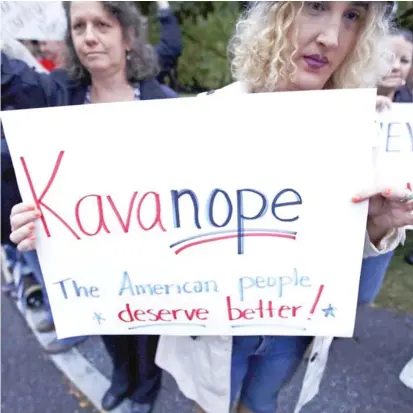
155, 2, 413, 413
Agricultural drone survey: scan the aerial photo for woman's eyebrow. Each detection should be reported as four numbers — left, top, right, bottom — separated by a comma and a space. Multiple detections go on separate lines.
350, 1, 369, 10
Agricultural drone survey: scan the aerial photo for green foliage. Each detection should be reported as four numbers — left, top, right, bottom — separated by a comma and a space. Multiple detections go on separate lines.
396, 1, 413, 30
176, 1, 239, 90
143, 1, 240, 91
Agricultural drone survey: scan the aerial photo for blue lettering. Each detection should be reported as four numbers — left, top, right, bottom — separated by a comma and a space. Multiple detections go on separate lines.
54, 278, 71, 299
407, 122, 413, 151
207, 189, 233, 228
272, 189, 302, 222
183, 282, 192, 293
236, 189, 268, 255
238, 271, 312, 301
171, 189, 201, 229
54, 277, 100, 299
119, 271, 135, 296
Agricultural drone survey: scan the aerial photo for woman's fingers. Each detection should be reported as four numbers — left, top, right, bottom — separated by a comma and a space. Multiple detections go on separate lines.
10, 203, 36, 216
352, 185, 412, 203
9, 223, 36, 246
375, 96, 392, 112
16, 237, 36, 253
10, 208, 41, 232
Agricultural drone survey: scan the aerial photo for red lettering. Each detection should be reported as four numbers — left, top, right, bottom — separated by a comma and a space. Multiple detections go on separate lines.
137, 192, 166, 232
158, 309, 172, 321
75, 195, 111, 236
20, 151, 80, 239
278, 305, 291, 319
226, 296, 300, 321
171, 309, 183, 319
107, 192, 138, 233
118, 303, 134, 322
196, 308, 209, 320
226, 296, 244, 320
183, 309, 198, 320
118, 305, 210, 323
146, 309, 158, 322
133, 309, 146, 321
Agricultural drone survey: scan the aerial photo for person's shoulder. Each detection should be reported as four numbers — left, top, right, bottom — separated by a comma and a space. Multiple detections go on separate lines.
197, 82, 249, 97
160, 84, 179, 98
50, 69, 73, 87
394, 85, 413, 103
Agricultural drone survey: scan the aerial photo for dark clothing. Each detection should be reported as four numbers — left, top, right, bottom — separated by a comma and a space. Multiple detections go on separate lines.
394, 85, 413, 103
1, 52, 176, 110
102, 335, 160, 403
1, 131, 21, 244
1, 52, 177, 403
155, 8, 182, 85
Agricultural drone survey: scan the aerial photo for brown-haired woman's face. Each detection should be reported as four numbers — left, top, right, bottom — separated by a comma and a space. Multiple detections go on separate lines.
288, 1, 368, 90
70, 1, 130, 77
380, 35, 413, 89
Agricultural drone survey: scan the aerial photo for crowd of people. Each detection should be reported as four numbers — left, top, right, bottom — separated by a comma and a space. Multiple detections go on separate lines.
1, 2, 413, 413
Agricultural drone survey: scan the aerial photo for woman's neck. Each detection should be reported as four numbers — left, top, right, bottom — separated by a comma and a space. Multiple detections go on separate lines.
90, 70, 134, 103
377, 86, 397, 101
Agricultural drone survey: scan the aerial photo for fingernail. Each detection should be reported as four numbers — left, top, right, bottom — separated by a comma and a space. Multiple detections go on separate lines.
25, 205, 35, 211
28, 224, 35, 231
407, 183, 412, 191
29, 235, 36, 241
35, 210, 41, 218
352, 196, 361, 203
384, 188, 391, 196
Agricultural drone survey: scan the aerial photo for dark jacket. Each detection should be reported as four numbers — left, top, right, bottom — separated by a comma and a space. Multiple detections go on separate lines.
394, 85, 413, 103
155, 8, 182, 83
1, 52, 177, 243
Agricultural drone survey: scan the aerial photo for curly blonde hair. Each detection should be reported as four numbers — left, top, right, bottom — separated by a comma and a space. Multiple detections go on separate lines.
229, 1, 393, 92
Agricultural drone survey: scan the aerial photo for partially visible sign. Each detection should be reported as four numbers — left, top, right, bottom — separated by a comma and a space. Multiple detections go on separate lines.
1, 1, 66, 41
376, 103, 413, 230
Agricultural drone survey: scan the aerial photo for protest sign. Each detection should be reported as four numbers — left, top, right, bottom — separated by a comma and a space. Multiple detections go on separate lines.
1, 89, 376, 339
376, 103, 413, 230
1, 1, 66, 41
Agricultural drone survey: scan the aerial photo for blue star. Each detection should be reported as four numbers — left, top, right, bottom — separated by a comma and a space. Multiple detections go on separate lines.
322, 304, 336, 318
93, 312, 105, 325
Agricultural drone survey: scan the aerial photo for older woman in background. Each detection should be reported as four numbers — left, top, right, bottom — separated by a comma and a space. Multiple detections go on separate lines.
2, 2, 177, 412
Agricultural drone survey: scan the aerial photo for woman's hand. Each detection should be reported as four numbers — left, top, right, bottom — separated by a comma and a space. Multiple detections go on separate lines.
376, 96, 392, 112
9, 203, 41, 252
352, 185, 413, 246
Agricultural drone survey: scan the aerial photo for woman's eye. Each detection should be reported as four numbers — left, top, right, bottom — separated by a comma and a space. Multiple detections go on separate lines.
306, 2, 326, 13
73, 22, 83, 30
344, 10, 361, 21
97, 21, 109, 28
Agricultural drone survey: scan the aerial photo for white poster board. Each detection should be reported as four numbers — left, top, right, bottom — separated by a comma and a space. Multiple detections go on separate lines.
1, 89, 376, 339
1, 1, 66, 41
376, 103, 413, 230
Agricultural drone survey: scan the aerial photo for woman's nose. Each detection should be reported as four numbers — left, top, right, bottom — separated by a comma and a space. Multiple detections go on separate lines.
84, 24, 98, 44
316, 23, 340, 49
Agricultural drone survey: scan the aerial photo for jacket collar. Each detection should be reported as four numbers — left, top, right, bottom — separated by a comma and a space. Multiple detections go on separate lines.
51, 70, 169, 105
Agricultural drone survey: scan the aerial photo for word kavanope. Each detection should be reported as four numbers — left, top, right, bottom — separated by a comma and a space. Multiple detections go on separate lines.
20, 151, 302, 254
119, 271, 219, 296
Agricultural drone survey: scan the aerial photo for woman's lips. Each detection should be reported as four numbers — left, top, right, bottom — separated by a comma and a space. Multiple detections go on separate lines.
303, 56, 329, 69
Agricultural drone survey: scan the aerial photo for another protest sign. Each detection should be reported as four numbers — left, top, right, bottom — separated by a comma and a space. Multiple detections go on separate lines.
1, 1, 66, 41
1, 89, 376, 339
376, 103, 413, 230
